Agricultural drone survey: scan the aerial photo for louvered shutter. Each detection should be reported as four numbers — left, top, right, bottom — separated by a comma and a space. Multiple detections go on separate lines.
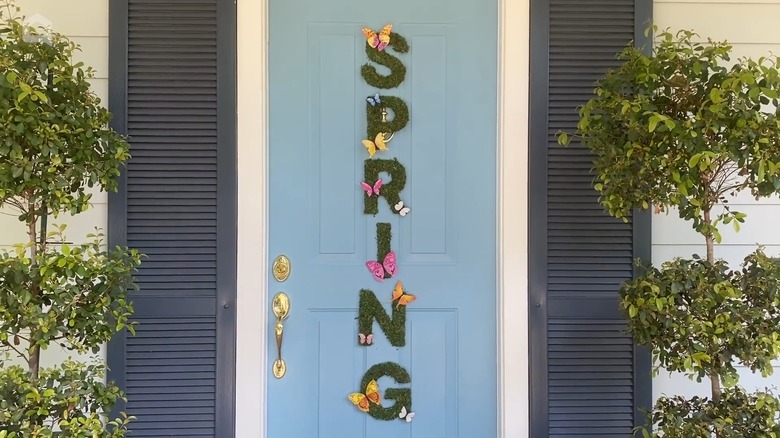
530, 1, 652, 437
107, 0, 236, 436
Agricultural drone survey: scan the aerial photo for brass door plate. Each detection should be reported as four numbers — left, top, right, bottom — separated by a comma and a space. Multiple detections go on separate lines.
272, 255, 291, 282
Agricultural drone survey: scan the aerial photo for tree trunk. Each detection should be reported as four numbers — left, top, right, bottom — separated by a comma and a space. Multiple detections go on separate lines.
26, 208, 40, 380
703, 208, 721, 402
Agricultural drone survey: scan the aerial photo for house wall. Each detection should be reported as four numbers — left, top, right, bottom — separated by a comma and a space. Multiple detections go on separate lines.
653, 0, 780, 400
4, 0, 109, 367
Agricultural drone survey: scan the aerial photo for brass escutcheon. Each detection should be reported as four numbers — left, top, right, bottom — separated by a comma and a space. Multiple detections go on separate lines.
272, 255, 291, 282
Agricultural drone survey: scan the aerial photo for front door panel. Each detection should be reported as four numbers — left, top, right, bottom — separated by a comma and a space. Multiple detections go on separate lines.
268, 0, 497, 436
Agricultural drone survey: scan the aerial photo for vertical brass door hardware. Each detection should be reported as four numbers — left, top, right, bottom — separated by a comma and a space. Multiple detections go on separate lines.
272, 292, 290, 378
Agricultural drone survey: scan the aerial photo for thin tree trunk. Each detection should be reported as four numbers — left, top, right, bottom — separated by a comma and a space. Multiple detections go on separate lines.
704, 210, 715, 265
26, 199, 40, 380
703, 208, 721, 402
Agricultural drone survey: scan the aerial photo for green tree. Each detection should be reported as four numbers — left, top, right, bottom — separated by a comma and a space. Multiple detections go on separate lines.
0, 1, 141, 435
559, 27, 780, 436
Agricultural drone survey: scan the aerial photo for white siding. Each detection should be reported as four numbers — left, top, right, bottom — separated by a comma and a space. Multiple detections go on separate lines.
653, 0, 780, 402
6, 0, 109, 367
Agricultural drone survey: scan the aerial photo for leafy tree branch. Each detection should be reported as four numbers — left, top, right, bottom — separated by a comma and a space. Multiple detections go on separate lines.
560, 26, 780, 436
0, 1, 142, 435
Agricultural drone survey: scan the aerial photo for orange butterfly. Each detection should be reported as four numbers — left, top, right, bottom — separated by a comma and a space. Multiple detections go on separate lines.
361, 24, 392, 51
348, 379, 381, 413
392, 281, 416, 308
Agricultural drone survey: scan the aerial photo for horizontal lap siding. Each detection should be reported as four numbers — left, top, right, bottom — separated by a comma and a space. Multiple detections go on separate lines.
533, 0, 650, 436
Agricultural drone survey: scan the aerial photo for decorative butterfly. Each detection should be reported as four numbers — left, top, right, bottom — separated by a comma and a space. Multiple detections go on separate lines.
366, 250, 396, 282
362, 24, 392, 51
358, 333, 374, 345
348, 379, 382, 413
367, 92, 381, 106
362, 132, 388, 158
392, 280, 416, 309
399, 406, 415, 422
394, 201, 411, 216
360, 178, 383, 197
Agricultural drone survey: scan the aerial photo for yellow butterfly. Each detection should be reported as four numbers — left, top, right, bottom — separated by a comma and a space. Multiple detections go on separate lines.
362, 132, 388, 158
348, 379, 382, 413
392, 281, 416, 309
362, 24, 392, 51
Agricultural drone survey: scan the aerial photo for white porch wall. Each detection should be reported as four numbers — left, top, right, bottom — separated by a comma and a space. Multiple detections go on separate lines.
5, 0, 109, 367
653, 0, 780, 401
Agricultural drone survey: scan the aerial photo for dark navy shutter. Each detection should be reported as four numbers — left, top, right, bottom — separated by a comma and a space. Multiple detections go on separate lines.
107, 0, 236, 436
530, 0, 652, 437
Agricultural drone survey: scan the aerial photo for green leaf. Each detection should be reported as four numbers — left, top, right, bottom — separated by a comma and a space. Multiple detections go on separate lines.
32, 90, 48, 103
648, 115, 659, 133
710, 88, 723, 103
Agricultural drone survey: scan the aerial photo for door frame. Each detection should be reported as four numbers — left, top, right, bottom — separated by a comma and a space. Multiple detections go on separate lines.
234, 0, 530, 436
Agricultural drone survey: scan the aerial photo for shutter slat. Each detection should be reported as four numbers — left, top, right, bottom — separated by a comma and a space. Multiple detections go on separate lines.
545, 1, 638, 435
124, 315, 217, 432
123, 0, 219, 434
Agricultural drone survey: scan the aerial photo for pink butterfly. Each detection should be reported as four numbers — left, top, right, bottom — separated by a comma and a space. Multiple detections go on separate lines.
358, 333, 374, 345
366, 251, 396, 282
361, 179, 383, 197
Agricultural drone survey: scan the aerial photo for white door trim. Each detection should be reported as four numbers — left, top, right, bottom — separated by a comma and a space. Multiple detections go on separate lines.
235, 0, 269, 434
498, 0, 530, 436
235, 0, 530, 436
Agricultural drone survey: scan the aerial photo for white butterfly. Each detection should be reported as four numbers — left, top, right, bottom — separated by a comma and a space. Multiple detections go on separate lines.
399, 405, 415, 422
394, 201, 411, 216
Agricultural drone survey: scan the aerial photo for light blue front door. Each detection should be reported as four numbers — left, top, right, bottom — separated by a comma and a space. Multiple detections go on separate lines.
267, 0, 497, 435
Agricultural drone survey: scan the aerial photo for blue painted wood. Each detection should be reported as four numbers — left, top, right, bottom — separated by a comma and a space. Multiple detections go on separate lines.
268, 0, 497, 435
